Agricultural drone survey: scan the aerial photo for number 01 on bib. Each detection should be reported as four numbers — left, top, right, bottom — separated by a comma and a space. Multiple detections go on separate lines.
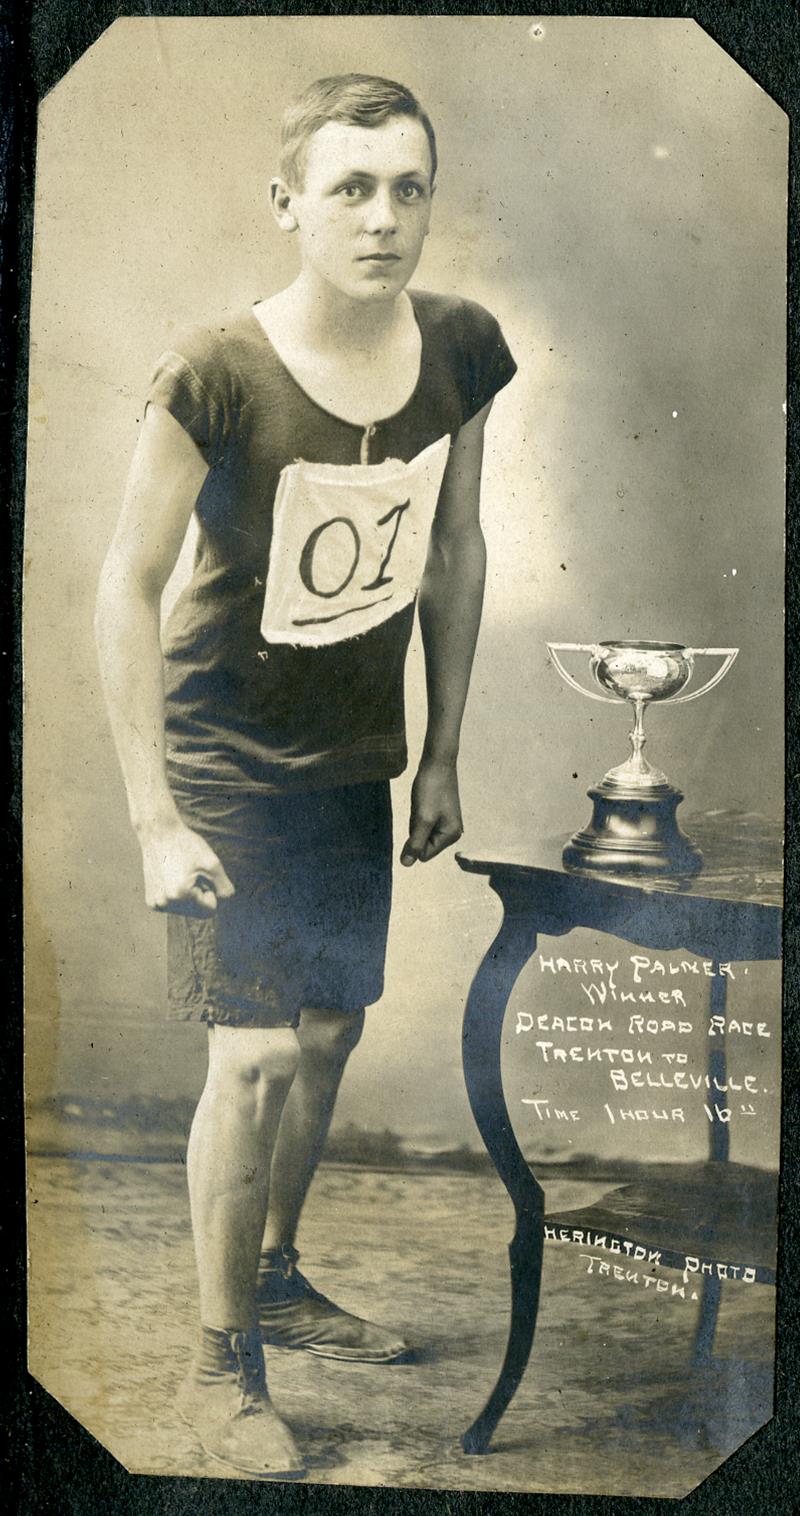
260, 436, 451, 648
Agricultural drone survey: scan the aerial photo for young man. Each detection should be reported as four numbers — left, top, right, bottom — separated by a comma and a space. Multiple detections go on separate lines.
95, 74, 516, 1479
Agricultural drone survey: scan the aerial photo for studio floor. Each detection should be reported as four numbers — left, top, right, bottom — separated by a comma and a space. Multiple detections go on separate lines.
27, 1157, 774, 1495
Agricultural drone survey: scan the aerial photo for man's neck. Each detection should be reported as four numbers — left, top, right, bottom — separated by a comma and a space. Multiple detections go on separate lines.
276, 271, 409, 358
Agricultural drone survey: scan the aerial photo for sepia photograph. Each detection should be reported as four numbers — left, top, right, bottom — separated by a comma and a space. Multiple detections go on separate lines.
23, 14, 787, 1495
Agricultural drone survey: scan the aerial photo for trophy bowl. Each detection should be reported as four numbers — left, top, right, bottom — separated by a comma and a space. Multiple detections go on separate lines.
547, 639, 738, 876
592, 641, 693, 703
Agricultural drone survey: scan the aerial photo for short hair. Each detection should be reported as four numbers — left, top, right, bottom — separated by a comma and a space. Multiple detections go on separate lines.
280, 73, 437, 189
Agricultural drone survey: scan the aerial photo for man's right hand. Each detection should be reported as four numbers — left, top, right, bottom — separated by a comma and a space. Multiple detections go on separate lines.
138, 819, 236, 917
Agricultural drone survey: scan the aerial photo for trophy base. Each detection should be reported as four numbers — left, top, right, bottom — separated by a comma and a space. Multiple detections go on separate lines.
563, 784, 703, 877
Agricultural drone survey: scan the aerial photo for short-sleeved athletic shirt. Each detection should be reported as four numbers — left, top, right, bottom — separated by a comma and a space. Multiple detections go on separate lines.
147, 289, 517, 793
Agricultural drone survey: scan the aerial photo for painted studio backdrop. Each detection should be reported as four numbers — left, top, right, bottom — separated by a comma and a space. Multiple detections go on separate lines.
25, 17, 785, 1495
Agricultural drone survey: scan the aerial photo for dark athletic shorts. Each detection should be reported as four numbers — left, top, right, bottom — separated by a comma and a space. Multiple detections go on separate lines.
166, 780, 393, 1030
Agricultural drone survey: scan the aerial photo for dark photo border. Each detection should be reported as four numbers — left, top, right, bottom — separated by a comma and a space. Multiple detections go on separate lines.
7, 5, 798, 1514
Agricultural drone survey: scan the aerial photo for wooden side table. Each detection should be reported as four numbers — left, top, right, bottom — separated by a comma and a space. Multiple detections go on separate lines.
455, 813, 782, 1455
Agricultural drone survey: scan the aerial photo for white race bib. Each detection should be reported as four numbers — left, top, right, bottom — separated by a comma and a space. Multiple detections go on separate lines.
260, 435, 451, 647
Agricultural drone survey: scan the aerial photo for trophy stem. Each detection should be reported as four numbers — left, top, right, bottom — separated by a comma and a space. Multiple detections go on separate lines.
603, 695, 668, 789
629, 697, 648, 776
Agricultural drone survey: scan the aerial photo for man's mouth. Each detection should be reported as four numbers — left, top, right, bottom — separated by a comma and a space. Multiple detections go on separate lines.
358, 253, 402, 263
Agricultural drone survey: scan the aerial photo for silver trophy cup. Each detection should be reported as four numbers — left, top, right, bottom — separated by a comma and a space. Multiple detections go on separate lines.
547, 640, 738, 875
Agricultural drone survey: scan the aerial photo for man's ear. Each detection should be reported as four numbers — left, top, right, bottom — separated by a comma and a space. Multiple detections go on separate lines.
270, 177, 298, 232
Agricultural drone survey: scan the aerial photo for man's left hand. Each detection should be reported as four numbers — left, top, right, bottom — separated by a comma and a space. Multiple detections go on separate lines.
400, 757, 463, 866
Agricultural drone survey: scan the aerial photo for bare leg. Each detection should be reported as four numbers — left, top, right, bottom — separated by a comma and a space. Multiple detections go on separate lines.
187, 1024, 300, 1328
262, 1007, 364, 1251
256, 1007, 408, 1360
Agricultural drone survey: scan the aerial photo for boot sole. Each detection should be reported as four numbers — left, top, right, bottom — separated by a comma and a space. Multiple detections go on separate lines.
264, 1339, 413, 1363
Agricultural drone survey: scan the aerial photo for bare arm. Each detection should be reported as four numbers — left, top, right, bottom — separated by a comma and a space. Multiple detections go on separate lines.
400, 400, 492, 866
95, 404, 234, 913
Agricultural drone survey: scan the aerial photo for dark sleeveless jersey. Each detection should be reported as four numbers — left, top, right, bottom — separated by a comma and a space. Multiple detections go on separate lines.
146, 289, 516, 793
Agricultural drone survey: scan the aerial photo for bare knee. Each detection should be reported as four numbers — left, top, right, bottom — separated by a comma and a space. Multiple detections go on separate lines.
207, 1026, 300, 1119
297, 1007, 365, 1067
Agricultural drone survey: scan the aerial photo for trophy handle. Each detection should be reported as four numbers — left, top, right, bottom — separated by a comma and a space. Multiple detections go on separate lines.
546, 643, 621, 705
668, 648, 739, 705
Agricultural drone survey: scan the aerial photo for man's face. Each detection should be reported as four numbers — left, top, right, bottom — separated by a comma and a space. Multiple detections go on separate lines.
280, 116, 434, 302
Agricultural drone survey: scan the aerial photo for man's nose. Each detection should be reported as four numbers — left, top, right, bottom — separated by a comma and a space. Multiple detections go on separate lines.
364, 187, 398, 235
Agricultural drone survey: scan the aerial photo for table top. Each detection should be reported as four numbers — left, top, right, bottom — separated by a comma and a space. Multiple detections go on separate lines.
457, 809, 783, 913
545, 1159, 777, 1281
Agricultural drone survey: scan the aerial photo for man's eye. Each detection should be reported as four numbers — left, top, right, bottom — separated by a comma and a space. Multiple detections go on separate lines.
339, 183, 366, 199
397, 182, 423, 200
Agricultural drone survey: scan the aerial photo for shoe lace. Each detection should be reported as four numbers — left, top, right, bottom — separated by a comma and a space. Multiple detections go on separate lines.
229, 1331, 267, 1415
260, 1245, 331, 1308
271, 1244, 300, 1281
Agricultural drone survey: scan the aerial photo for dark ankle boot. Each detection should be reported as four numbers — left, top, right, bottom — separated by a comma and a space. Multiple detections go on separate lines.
258, 1245, 410, 1363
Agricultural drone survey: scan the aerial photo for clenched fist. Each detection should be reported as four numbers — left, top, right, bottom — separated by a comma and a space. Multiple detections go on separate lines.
400, 756, 463, 867
139, 818, 235, 917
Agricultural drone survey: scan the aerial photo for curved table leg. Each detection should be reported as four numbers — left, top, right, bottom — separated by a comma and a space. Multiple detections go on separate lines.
461, 899, 543, 1454
692, 970, 729, 1367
